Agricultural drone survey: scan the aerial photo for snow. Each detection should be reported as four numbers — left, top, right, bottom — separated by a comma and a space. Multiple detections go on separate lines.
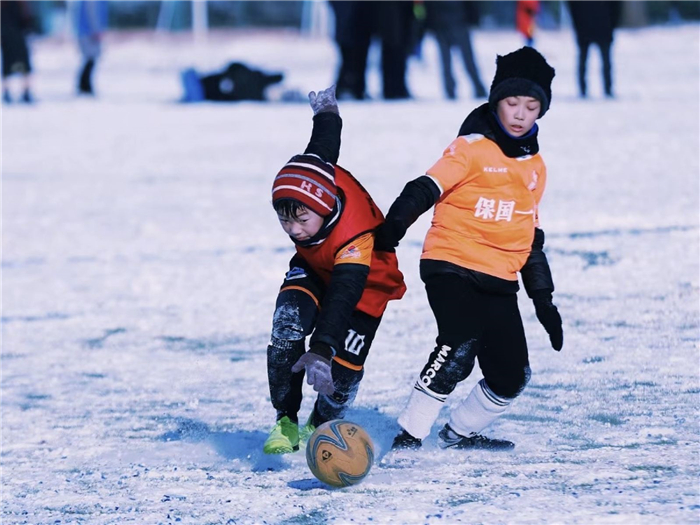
2, 24, 699, 525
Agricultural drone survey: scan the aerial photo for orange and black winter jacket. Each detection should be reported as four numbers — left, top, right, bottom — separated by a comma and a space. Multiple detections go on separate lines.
378, 103, 555, 297
287, 111, 405, 357
294, 165, 406, 318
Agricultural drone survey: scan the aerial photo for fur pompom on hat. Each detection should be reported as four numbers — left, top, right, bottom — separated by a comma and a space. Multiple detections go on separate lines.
488, 47, 555, 117
272, 154, 337, 216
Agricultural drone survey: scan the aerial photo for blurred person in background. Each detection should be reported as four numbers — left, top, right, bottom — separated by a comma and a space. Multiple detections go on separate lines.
568, 1, 621, 98
330, 1, 413, 100
516, 0, 540, 47
330, 1, 370, 100
424, 1, 487, 100
1, 0, 35, 103
374, 1, 414, 100
180, 62, 284, 102
73, 0, 108, 96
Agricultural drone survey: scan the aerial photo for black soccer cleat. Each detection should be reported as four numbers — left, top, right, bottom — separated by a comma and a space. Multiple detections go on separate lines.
438, 424, 514, 451
391, 429, 422, 450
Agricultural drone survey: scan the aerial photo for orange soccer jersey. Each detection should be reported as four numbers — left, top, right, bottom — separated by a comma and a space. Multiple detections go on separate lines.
423, 133, 547, 281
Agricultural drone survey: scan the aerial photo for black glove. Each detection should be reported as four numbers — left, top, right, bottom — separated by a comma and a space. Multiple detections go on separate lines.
373, 222, 400, 253
291, 344, 335, 395
533, 294, 563, 351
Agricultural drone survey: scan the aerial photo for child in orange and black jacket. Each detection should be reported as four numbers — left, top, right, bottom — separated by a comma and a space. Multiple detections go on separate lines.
264, 85, 406, 455
375, 47, 563, 451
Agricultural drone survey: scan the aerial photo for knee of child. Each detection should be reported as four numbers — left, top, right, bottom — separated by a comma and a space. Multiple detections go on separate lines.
271, 304, 314, 342
273, 289, 319, 340
270, 320, 306, 343
488, 365, 531, 399
433, 337, 478, 372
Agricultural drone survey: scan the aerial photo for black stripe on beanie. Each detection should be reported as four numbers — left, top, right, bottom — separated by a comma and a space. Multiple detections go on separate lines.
287, 154, 335, 183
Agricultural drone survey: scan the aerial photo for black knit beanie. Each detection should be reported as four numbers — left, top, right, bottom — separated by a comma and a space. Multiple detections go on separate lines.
488, 47, 555, 118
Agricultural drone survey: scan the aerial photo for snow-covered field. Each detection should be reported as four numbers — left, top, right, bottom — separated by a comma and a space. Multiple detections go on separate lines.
2, 22, 699, 525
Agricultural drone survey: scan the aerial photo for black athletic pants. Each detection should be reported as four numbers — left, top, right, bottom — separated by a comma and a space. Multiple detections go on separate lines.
418, 265, 531, 400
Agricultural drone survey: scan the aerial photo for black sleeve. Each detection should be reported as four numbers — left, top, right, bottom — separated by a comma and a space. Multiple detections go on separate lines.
304, 112, 343, 165
520, 227, 555, 299
309, 262, 369, 353
379, 175, 441, 247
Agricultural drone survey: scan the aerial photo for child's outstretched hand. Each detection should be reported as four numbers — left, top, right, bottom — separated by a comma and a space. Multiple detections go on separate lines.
309, 85, 339, 115
291, 351, 335, 395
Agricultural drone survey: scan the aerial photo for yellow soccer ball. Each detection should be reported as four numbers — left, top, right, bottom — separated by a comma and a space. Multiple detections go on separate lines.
305, 419, 374, 487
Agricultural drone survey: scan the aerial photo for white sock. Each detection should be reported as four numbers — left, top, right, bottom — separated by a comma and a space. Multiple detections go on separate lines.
449, 379, 511, 436
397, 380, 448, 440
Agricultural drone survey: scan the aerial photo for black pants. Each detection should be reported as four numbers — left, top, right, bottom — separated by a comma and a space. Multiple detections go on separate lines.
418, 265, 530, 400
577, 38, 613, 97
433, 26, 486, 99
1, 24, 31, 78
331, 1, 411, 100
78, 58, 95, 94
267, 262, 381, 426
331, 1, 371, 100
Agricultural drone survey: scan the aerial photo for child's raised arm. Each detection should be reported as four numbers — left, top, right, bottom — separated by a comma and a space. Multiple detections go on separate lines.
304, 85, 342, 165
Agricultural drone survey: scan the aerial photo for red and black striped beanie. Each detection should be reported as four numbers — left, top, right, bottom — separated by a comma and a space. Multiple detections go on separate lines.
272, 154, 337, 217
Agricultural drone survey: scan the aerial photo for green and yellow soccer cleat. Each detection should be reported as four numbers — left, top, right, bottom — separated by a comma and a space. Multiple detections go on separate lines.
263, 416, 299, 454
298, 412, 316, 448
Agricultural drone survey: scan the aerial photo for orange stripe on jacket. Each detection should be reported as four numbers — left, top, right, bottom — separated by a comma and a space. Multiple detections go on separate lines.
333, 355, 363, 371
280, 285, 320, 308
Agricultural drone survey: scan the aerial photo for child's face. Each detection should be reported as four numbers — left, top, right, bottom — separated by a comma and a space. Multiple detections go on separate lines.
496, 96, 541, 137
277, 207, 324, 241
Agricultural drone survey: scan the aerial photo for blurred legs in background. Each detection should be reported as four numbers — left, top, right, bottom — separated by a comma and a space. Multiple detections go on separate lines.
78, 58, 96, 95
577, 39, 613, 98
74, 1, 108, 96
424, 1, 486, 100
330, 0, 412, 100
1, 0, 34, 104
568, 1, 619, 99
434, 24, 487, 100
330, 1, 370, 100
374, 1, 412, 100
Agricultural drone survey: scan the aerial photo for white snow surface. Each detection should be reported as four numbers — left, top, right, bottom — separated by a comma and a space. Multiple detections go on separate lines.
2, 25, 699, 525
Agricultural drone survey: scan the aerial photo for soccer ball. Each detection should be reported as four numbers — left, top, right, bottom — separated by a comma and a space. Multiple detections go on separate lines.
306, 419, 374, 488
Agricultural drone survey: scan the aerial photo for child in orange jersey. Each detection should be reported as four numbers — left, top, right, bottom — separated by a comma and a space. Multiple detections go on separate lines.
375, 47, 563, 450
263, 85, 406, 454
